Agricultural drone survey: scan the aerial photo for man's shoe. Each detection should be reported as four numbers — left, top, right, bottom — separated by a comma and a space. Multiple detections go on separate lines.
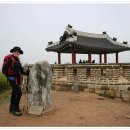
16, 106, 21, 112
12, 111, 22, 116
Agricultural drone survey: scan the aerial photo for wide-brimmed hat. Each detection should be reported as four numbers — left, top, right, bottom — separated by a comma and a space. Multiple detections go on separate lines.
10, 46, 23, 54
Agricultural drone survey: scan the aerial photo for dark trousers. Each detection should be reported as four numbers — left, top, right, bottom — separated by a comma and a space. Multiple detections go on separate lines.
8, 79, 22, 111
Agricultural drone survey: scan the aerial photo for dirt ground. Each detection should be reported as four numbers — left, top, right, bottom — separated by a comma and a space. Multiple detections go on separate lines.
0, 90, 130, 127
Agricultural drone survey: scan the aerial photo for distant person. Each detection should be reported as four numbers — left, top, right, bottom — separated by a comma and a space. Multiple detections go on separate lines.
92, 60, 95, 63
55, 61, 57, 64
2, 46, 29, 116
83, 60, 86, 63
79, 59, 82, 64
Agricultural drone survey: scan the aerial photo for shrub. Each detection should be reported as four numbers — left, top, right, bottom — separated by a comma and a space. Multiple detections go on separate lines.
0, 72, 10, 94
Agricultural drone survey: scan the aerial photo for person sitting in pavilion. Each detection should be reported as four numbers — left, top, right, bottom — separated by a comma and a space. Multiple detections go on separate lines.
79, 59, 82, 64
92, 60, 95, 63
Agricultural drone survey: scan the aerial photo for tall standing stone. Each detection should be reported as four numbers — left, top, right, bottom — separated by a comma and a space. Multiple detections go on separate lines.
28, 61, 52, 114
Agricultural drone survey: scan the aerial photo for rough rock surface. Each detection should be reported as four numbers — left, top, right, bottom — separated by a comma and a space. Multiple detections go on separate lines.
29, 61, 52, 111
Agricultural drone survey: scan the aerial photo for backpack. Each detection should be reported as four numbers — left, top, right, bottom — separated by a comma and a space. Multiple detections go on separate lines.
2, 54, 15, 75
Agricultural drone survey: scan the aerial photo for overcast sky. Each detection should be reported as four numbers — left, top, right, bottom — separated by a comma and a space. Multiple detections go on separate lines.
0, 3, 130, 67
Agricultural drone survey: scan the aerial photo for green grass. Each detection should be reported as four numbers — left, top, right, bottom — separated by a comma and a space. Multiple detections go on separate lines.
0, 72, 11, 105
0, 72, 11, 94
0, 89, 11, 105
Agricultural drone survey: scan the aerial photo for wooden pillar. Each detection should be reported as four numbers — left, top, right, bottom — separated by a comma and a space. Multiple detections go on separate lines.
88, 51, 92, 63
74, 53, 76, 63
104, 53, 107, 63
58, 52, 61, 64
72, 47, 76, 64
99, 54, 102, 63
116, 52, 119, 63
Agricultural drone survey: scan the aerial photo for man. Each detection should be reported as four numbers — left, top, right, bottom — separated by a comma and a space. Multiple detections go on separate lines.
2, 46, 29, 116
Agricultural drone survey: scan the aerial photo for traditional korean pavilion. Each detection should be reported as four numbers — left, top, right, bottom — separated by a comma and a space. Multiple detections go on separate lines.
45, 25, 130, 64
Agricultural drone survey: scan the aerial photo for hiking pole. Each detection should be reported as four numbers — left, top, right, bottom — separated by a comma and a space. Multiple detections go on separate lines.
22, 74, 29, 112
22, 75, 27, 112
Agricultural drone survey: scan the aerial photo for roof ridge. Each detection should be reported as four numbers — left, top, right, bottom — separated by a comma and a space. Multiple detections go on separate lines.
65, 26, 129, 47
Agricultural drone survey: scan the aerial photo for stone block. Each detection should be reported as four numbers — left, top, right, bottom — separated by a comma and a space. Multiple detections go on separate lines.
84, 88, 89, 92
55, 85, 62, 91
95, 88, 105, 94
89, 88, 95, 93
105, 90, 115, 97
115, 90, 121, 98
121, 90, 130, 102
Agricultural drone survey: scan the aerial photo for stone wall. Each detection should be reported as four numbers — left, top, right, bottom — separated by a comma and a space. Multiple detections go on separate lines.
51, 63, 130, 102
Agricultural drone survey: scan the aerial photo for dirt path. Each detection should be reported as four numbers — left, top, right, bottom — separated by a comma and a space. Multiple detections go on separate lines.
0, 90, 130, 127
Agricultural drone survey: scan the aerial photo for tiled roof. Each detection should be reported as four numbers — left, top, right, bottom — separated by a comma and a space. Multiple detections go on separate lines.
46, 26, 130, 54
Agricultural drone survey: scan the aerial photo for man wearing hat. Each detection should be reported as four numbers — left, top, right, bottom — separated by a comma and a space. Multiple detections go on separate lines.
2, 46, 29, 116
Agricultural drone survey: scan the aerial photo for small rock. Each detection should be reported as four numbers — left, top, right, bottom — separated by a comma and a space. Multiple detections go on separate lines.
97, 97, 104, 100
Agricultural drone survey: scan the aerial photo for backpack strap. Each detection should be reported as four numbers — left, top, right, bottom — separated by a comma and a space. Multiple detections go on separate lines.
6, 55, 16, 75
10, 55, 15, 68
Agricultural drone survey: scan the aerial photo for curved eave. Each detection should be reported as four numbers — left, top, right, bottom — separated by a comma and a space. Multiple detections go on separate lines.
46, 41, 130, 54
45, 41, 70, 52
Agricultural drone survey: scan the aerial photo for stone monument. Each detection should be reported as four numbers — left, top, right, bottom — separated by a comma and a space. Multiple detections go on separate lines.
26, 61, 52, 115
